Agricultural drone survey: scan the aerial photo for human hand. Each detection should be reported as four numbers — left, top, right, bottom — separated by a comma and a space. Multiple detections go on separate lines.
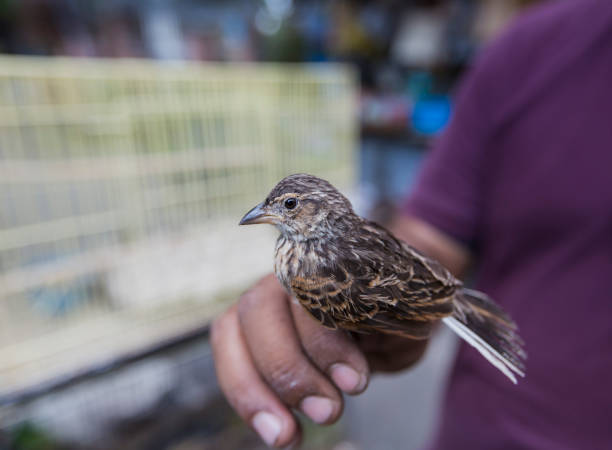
211, 274, 430, 448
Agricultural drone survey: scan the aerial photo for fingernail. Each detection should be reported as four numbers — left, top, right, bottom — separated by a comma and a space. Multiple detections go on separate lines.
252, 411, 282, 447
330, 363, 366, 393
300, 396, 334, 424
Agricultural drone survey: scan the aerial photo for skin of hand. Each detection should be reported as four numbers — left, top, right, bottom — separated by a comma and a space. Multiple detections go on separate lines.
211, 215, 471, 448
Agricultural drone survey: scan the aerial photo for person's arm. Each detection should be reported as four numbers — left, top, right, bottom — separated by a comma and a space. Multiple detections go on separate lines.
389, 215, 471, 277
211, 216, 470, 448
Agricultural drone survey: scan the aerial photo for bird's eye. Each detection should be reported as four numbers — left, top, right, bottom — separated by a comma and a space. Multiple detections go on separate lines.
284, 198, 297, 210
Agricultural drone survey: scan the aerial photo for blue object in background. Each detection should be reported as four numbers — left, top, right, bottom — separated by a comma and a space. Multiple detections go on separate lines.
411, 95, 452, 136
29, 284, 85, 317
24, 253, 97, 317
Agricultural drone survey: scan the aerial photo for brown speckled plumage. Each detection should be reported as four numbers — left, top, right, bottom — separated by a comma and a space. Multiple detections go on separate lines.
240, 174, 526, 383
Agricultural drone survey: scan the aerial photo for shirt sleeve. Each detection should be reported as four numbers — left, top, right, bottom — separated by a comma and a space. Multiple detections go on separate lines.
402, 45, 503, 248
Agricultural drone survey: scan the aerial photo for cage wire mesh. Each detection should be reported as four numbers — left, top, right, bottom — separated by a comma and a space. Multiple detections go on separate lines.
0, 56, 357, 401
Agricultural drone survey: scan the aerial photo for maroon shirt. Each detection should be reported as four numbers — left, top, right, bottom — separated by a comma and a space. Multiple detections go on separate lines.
403, 1, 612, 448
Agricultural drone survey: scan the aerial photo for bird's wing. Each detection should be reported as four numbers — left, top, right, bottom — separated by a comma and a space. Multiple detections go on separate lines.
291, 219, 457, 337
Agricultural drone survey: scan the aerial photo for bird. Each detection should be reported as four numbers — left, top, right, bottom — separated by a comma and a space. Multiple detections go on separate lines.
239, 173, 525, 383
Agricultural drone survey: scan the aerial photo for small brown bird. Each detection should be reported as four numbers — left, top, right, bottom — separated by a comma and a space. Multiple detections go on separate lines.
240, 174, 525, 383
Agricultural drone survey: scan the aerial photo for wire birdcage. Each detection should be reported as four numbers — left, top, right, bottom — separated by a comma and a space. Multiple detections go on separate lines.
0, 56, 357, 400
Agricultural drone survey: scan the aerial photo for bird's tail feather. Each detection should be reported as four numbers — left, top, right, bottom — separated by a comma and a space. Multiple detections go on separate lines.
443, 288, 526, 384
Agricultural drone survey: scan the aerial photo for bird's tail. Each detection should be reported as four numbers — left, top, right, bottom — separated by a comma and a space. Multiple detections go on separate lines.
442, 288, 526, 384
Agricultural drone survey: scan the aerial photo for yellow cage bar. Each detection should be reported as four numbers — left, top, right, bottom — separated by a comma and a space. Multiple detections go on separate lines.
0, 56, 357, 395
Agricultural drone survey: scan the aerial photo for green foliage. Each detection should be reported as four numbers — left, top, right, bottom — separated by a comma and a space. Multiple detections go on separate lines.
9, 422, 58, 450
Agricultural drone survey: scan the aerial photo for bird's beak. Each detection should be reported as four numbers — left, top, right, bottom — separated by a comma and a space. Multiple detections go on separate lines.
239, 202, 278, 225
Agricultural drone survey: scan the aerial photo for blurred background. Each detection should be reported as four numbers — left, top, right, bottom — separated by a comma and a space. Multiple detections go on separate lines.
0, 1, 539, 449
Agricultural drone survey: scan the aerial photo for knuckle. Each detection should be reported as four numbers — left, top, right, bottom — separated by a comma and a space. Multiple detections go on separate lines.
263, 358, 311, 402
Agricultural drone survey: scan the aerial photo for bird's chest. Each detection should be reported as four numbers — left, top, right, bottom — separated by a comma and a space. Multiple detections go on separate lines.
274, 236, 353, 327
274, 237, 320, 290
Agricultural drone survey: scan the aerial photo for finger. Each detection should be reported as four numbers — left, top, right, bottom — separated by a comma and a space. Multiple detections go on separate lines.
211, 305, 301, 447
290, 301, 369, 395
352, 332, 427, 352
238, 275, 344, 425
357, 334, 429, 372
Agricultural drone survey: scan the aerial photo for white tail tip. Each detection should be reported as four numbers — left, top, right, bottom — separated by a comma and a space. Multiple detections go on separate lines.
442, 316, 524, 384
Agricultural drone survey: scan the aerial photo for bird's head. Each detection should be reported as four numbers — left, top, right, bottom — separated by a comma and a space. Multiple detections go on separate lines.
239, 173, 355, 240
